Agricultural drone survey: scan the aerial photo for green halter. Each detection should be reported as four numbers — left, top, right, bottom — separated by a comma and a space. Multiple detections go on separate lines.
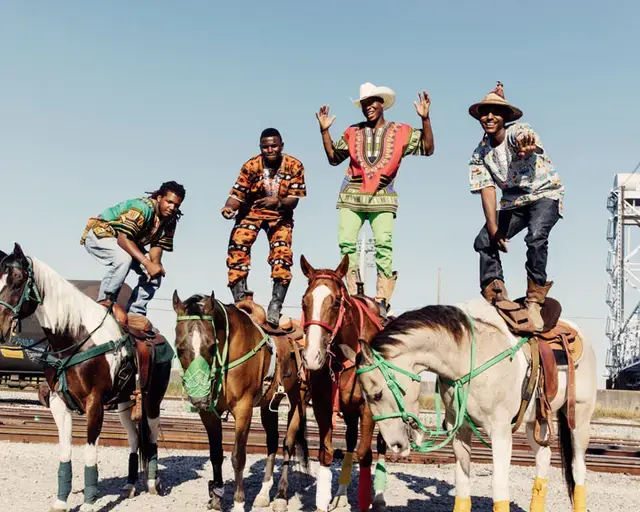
176, 301, 270, 417
0, 256, 43, 322
356, 315, 530, 452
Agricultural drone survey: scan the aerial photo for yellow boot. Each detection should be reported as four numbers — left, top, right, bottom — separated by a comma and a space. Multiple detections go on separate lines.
529, 477, 548, 512
453, 496, 471, 512
375, 271, 398, 316
573, 484, 586, 512
525, 279, 553, 332
493, 500, 510, 511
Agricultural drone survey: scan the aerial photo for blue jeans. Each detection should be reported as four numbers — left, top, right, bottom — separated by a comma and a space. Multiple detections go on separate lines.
83, 230, 161, 315
473, 198, 561, 288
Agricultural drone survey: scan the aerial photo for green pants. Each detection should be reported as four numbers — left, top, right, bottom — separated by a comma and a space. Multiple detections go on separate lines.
338, 208, 394, 277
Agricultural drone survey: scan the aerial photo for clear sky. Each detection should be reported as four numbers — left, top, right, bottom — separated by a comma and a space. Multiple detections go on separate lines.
2, 1, 639, 388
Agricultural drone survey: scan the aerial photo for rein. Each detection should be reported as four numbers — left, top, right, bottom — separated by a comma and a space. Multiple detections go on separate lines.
176, 300, 271, 418
356, 316, 530, 452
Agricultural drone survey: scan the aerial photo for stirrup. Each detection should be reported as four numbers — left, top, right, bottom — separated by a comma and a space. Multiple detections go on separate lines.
268, 384, 289, 412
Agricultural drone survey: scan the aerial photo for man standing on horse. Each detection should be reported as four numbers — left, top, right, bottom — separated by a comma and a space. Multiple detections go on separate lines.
80, 181, 185, 315
468, 82, 564, 331
221, 128, 307, 328
316, 83, 434, 316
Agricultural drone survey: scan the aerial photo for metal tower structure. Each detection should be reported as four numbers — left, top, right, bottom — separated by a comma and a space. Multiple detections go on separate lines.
356, 231, 376, 287
605, 173, 640, 389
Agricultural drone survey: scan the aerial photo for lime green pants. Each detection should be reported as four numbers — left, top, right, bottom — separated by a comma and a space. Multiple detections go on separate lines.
338, 208, 394, 278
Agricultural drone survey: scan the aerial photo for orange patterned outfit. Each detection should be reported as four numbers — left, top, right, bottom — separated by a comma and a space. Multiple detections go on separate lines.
226, 154, 306, 286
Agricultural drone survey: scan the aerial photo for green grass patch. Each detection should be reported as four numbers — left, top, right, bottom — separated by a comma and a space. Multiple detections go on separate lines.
592, 405, 640, 420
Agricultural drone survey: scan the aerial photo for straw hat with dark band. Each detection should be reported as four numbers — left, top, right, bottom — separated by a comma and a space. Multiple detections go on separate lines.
469, 81, 523, 122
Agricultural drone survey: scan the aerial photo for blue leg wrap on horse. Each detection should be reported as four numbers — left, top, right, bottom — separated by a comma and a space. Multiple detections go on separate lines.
374, 459, 387, 492
84, 465, 99, 504
147, 444, 158, 480
57, 461, 73, 502
128, 453, 139, 484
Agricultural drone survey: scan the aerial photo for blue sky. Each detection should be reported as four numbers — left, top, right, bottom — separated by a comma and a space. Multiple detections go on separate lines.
1, 2, 638, 388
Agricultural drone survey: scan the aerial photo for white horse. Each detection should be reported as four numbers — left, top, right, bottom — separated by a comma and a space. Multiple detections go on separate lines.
0, 244, 171, 511
355, 298, 597, 512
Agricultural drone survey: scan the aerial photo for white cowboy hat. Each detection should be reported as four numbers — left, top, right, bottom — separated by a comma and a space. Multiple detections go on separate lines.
351, 82, 396, 110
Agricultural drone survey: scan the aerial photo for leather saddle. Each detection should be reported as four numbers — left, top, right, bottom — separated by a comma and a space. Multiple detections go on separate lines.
498, 296, 583, 445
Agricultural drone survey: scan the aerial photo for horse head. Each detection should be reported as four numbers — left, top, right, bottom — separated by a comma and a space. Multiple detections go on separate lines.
299, 253, 350, 371
0, 243, 42, 342
173, 289, 220, 411
355, 340, 421, 457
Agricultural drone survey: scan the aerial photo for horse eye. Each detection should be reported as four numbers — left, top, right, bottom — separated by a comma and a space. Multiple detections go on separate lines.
371, 391, 383, 402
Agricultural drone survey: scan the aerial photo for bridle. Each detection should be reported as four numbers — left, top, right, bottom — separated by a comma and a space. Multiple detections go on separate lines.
0, 256, 43, 338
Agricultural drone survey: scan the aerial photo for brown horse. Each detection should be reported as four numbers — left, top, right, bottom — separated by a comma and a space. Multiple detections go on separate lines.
172, 290, 309, 512
299, 254, 388, 512
0, 243, 172, 511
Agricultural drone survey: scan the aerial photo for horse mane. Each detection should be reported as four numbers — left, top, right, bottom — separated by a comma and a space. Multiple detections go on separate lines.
370, 305, 471, 355
183, 294, 208, 316
31, 257, 121, 338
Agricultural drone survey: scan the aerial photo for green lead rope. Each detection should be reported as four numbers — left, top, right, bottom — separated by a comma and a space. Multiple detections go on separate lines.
356, 315, 529, 452
176, 302, 271, 418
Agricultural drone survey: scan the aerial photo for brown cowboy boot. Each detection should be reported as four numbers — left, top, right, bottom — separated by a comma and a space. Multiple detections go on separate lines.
376, 271, 398, 317
345, 266, 361, 296
525, 279, 553, 332
481, 279, 510, 304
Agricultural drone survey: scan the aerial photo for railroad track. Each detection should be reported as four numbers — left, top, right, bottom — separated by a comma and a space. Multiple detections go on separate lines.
1, 406, 639, 475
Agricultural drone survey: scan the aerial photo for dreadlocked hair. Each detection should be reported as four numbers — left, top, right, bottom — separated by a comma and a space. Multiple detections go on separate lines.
146, 181, 186, 220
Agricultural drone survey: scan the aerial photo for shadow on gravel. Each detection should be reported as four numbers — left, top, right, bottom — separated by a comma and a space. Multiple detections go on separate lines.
392, 471, 526, 512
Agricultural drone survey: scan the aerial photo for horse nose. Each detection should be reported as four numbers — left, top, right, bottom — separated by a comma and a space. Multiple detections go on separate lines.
303, 350, 324, 371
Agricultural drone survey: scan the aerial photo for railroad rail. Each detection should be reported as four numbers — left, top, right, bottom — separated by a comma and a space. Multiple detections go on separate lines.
0, 406, 639, 475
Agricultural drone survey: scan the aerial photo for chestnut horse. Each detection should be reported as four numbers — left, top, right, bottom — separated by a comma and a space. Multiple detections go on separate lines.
172, 291, 309, 512
0, 243, 172, 511
299, 254, 388, 512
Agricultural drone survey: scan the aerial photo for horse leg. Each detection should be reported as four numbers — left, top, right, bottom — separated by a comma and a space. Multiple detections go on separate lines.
80, 393, 104, 511
451, 427, 472, 512
49, 392, 74, 512
117, 400, 139, 498
525, 421, 552, 512
253, 403, 280, 509
372, 432, 388, 512
353, 406, 374, 512
312, 379, 335, 512
328, 411, 357, 511
560, 403, 592, 512
199, 410, 224, 510
273, 391, 308, 512
231, 400, 253, 512
489, 422, 513, 512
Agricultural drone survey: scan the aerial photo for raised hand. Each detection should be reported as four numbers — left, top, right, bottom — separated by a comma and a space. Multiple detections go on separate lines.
516, 131, 537, 159
316, 105, 336, 131
414, 91, 431, 119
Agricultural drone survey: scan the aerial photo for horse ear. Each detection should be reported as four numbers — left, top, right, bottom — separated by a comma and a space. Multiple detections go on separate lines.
335, 254, 350, 279
211, 290, 216, 302
13, 243, 27, 263
300, 254, 314, 278
0, 249, 6, 261
172, 290, 185, 314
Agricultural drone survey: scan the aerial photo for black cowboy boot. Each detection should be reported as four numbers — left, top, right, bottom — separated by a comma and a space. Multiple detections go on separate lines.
267, 279, 289, 328
229, 277, 249, 303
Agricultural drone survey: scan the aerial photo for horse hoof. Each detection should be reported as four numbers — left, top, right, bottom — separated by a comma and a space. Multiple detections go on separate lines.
371, 498, 386, 512
148, 479, 162, 495
271, 498, 288, 512
121, 484, 136, 499
207, 500, 222, 511
330, 495, 350, 510
232, 501, 245, 512
253, 494, 271, 508
79, 504, 97, 512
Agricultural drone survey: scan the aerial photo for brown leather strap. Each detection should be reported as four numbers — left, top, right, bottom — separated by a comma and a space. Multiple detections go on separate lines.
534, 370, 554, 447
512, 339, 540, 433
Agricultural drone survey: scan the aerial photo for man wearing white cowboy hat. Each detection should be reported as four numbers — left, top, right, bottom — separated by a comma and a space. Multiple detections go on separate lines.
316, 82, 434, 316
468, 81, 565, 332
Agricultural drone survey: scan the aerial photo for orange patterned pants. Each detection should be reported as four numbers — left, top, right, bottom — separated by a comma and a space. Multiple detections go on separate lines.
226, 216, 294, 286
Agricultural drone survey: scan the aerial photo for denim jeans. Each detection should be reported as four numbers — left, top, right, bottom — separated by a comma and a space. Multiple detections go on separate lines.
83, 230, 161, 315
473, 198, 561, 288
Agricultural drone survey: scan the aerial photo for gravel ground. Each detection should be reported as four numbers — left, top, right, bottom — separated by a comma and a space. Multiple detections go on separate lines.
0, 440, 638, 512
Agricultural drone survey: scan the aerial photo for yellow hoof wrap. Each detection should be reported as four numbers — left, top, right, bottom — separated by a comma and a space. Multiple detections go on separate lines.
453, 496, 471, 512
529, 477, 548, 511
493, 500, 510, 511
573, 485, 586, 512
337, 452, 354, 485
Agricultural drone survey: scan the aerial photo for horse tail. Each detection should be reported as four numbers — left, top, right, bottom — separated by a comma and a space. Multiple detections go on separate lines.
558, 410, 575, 502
